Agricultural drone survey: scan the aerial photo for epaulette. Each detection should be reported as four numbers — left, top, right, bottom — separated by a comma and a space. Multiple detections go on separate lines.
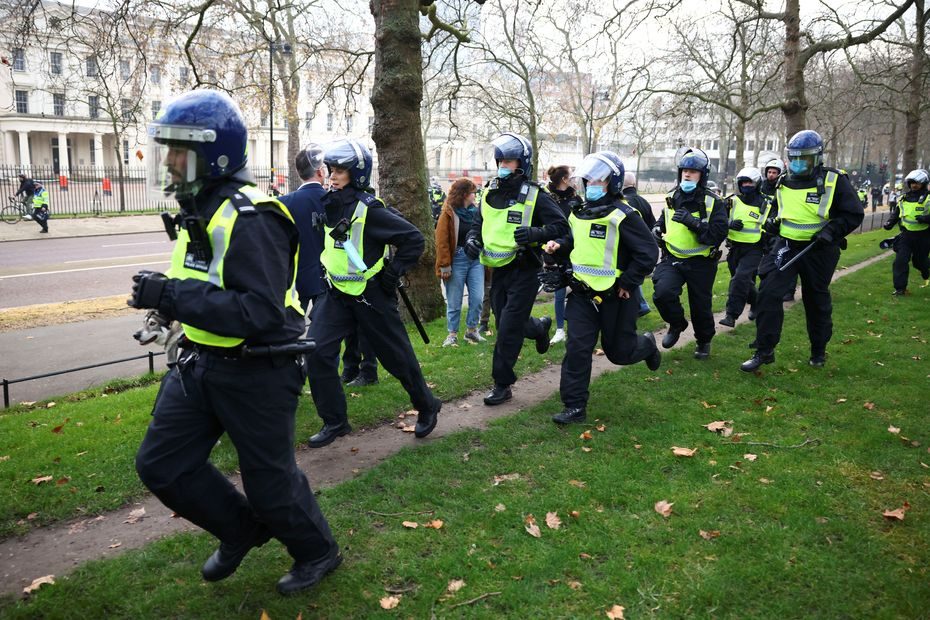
357, 192, 384, 208
222, 185, 264, 216
616, 202, 637, 217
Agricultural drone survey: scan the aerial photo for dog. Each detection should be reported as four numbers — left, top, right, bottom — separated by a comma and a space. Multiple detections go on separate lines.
133, 310, 183, 367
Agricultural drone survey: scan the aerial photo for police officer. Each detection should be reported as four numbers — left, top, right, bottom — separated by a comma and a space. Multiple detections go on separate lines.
32, 180, 50, 233
131, 90, 340, 595
857, 184, 869, 210
305, 138, 441, 446
464, 133, 569, 405
741, 130, 864, 371
543, 152, 660, 424
883, 168, 930, 294
719, 168, 772, 327
429, 176, 446, 224
652, 148, 728, 359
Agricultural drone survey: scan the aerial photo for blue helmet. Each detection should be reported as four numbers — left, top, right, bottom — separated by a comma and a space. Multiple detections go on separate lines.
573, 151, 625, 197
492, 133, 533, 178
146, 90, 248, 198
786, 130, 824, 178
677, 148, 710, 184
323, 138, 373, 190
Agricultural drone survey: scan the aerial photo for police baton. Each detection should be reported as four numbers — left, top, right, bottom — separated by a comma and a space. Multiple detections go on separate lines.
778, 241, 816, 272
396, 282, 430, 344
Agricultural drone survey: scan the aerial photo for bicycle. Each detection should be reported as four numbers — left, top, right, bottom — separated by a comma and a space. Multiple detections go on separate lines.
2, 195, 32, 224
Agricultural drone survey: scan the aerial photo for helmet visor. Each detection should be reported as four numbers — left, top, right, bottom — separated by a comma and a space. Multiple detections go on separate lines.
572, 154, 619, 184
786, 145, 821, 158
146, 141, 200, 201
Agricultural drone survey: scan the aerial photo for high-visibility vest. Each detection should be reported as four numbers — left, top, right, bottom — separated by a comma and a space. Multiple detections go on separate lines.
569, 206, 629, 292
776, 171, 838, 241
663, 193, 716, 258
727, 195, 771, 244
167, 185, 302, 347
899, 194, 930, 232
33, 188, 49, 209
320, 196, 386, 296
479, 184, 540, 267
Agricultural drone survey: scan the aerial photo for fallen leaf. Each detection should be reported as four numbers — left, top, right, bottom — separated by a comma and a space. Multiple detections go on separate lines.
580, 430, 593, 440
124, 507, 146, 524
888, 425, 901, 435
493, 473, 520, 485
869, 471, 884, 481
51, 419, 69, 434
570, 510, 581, 519
634, 444, 642, 449
424, 519, 444, 529
654, 500, 673, 517
864, 402, 876, 410
699, 529, 720, 540
721, 427, 734, 438
765, 405, 775, 413
815, 516, 829, 524
0, 455, 9, 462
671, 446, 697, 457
458, 402, 472, 409
46, 402, 56, 409
108, 542, 121, 548
30, 475, 53, 485
524, 515, 542, 538
606, 604, 626, 619
26, 512, 37, 520
447, 579, 466, 593
568, 580, 582, 590
260, 611, 271, 620
882, 502, 910, 521
55, 477, 70, 486
579, 552, 593, 559
401, 425, 416, 432
581, 446, 592, 453
545, 512, 562, 530
701, 401, 717, 409
703, 420, 733, 433
569, 479, 586, 488
758, 478, 773, 484
23, 575, 55, 595
380, 595, 401, 609
596, 424, 606, 432
402, 521, 419, 529
835, 398, 848, 403
595, 348, 604, 356
495, 503, 506, 512
744, 454, 758, 462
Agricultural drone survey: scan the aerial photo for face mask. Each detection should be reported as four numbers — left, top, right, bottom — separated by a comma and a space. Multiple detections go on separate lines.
788, 159, 810, 175
498, 166, 512, 179
679, 180, 697, 193
585, 185, 607, 201
739, 185, 756, 195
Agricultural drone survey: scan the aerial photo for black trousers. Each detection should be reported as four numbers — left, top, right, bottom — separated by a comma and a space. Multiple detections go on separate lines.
560, 291, 657, 409
307, 282, 437, 426
136, 351, 336, 562
753, 238, 841, 354
892, 230, 930, 291
32, 207, 48, 232
725, 242, 763, 318
652, 255, 718, 344
342, 327, 378, 381
489, 262, 548, 386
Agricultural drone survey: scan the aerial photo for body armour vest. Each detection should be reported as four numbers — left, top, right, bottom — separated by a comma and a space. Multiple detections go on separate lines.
899, 194, 929, 232
320, 194, 386, 296
663, 193, 716, 258
776, 171, 838, 241
479, 184, 540, 267
569, 204, 630, 292
727, 195, 772, 244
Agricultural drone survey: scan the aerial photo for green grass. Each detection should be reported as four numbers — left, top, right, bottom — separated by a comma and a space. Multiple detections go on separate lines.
2, 254, 928, 618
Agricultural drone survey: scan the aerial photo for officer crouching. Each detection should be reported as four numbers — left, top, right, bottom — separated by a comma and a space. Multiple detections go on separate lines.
543, 152, 661, 424
131, 90, 341, 595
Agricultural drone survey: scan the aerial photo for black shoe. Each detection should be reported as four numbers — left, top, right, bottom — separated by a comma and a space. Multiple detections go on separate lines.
414, 399, 441, 438
483, 384, 512, 406
718, 314, 736, 327
809, 351, 827, 367
340, 373, 358, 384
892, 289, 907, 296
346, 375, 378, 387
644, 332, 661, 371
201, 525, 272, 582
782, 291, 796, 302
276, 546, 343, 596
535, 317, 553, 354
552, 407, 587, 424
694, 342, 711, 360
39, 229, 48, 233
308, 423, 352, 448
740, 350, 775, 372
662, 323, 687, 349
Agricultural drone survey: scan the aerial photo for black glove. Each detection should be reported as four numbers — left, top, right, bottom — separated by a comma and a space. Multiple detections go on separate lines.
728, 219, 744, 231
916, 214, 930, 224
651, 224, 664, 241
763, 218, 780, 236
380, 265, 401, 294
883, 218, 897, 230
812, 226, 835, 246
128, 271, 168, 309
672, 208, 700, 230
464, 236, 482, 260
513, 226, 543, 245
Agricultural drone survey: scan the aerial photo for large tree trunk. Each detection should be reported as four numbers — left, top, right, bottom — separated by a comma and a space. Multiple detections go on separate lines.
370, 0, 444, 321
782, 0, 806, 136
903, 0, 926, 172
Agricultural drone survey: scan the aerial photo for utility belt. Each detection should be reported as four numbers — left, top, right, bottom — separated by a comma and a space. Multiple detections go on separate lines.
569, 276, 620, 304
184, 339, 316, 360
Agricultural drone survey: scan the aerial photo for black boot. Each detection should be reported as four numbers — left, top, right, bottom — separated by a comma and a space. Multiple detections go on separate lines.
662, 322, 687, 349
644, 332, 661, 371
346, 375, 378, 387
718, 314, 736, 327
740, 350, 775, 372
809, 350, 827, 367
201, 525, 272, 582
892, 289, 907, 296
483, 384, 512, 406
694, 342, 711, 360
414, 399, 441, 438
307, 422, 352, 448
552, 407, 587, 424
535, 316, 553, 354
276, 546, 343, 596
747, 308, 757, 321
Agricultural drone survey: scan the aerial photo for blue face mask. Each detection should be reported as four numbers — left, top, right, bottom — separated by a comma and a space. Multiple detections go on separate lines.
680, 180, 698, 193
788, 159, 810, 175
498, 166, 512, 179
585, 185, 607, 201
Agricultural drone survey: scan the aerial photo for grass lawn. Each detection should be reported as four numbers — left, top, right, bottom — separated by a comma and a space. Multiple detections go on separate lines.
2, 250, 927, 617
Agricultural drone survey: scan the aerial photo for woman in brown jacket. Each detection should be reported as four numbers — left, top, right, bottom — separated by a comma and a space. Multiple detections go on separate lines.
435, 178, 485, 346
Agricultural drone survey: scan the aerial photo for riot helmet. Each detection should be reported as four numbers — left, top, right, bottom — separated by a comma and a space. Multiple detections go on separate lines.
572, 151, 625, 204
323, 138, 373, 190
677, 148, 710, 185
763, 158, 785, 179
295, 143, 325, 180
736, 167, 762, 195
785, 130, 824, 179
904, 168, 929, 191
492, 133, 533, 178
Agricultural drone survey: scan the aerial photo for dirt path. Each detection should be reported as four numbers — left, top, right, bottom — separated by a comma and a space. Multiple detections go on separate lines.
0, 252, 892, 598
0, 297, 133, 333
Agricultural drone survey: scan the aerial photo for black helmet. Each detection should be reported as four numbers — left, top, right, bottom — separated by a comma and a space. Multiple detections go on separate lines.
492, 133, 533, 178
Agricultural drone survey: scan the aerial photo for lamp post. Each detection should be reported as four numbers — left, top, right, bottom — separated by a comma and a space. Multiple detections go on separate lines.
269, 40, 292, 192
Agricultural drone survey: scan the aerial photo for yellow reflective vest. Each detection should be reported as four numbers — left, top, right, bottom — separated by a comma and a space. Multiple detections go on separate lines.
569, 206, 630, 292
479, 184, 540, 267
33, 188, 49, 209
899, 194, 929, 232
727, 195, 771, 244
776, 171, 838, 241
663, 193, 716, 258
320, 195, 386, 296
167, 185, 302, 347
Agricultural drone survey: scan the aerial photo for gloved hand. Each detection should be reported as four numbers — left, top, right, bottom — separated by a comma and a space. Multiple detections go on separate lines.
513, 226, 543, 245
380, 265, 401, 294
128, 271, 168, 309
812, 226, 835, 246
464, 236, 482, 260
672, 208, 701, 230
916, 213, 930, 224
728, 219, 744, 231
763, 217, 780, 235
651, 224, 664, 241
883, 218, 897, 230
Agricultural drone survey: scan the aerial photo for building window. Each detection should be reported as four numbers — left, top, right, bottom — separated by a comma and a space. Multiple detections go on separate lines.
711, 140, 719, 150
53, 93, 65, 116
179, 65, 189, 83
89, 95, 100, 119
326, 112, 333, 132
304, 111, 314, 130
151, 100, 161, 118
15, 90, 28, 113
150, 64, 161, 85
695, 139, 702, 149
747, 140, 755, 151
13, 48, 25, 71
122, 139, 130, 165
50, 51, 62, 75
86, 55, 98, 77
121, 98, 132, 121
767, 139, 774, 151
89, 139, 96, 167
120, 59, 130, 80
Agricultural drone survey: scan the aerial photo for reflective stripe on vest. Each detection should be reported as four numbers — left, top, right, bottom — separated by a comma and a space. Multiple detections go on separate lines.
320, 199, 386, 295
777, 172, 837, 240
663, 194, 715, 258
727, 195, 771, 244
479, 185, 540, 267
569, 207, 627, 292
33, 190, 49, 208
167, 185, 301, 347
900, 195, 930, 231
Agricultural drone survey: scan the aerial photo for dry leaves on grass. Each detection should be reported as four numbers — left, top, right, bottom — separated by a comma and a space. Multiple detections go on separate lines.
744, 453, 758, 462
869, 471, 884, 481
493, 473, 521, 486
863, 402, 876, 410
447, 579, 466, 593
124, 507, 146, 524
701, 401, 717, 409
671, 446, 697, 457
580, 430, 593, 440
888, 425, 901, 435
654, 500, 674, 518
423, 520, 444, 529
699, 529, 721, 540
882, 502, 911, 521
380, 595, 401, 609
596, 424, 606, 432
545, 512, 562, 530
605, 604, 626, 619
30, 475, 53, 485
494, 503, 506, 512
23, 575, 55, 595
835, 398, 848, 403
703, 420, 734, 436
402, 521, 418, 529
569, 479, 587, 488
524, 514, 542, 538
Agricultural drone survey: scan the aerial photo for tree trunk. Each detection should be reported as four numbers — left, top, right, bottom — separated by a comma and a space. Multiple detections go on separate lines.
734, 117, 746, 173
903, 0, 926, 172
782, 0, 806, 136
370, 0, 444, 321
